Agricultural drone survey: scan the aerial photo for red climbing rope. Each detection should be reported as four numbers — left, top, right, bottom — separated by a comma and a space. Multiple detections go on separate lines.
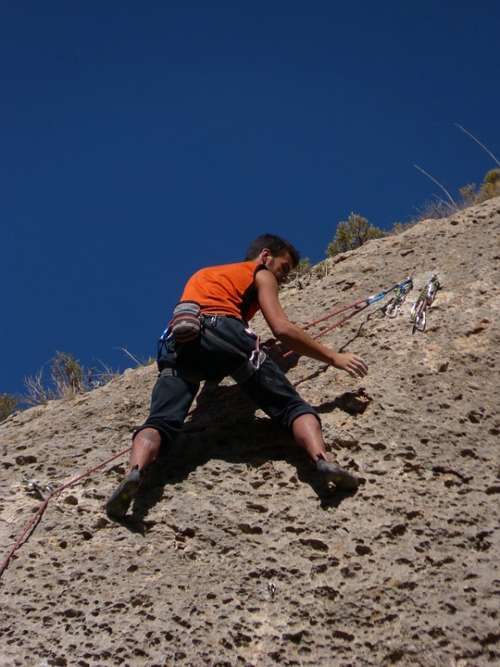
0, 444, 131, 578
1, 277, 412, 578
282, 301, 371, 358
301, 297, 370, 332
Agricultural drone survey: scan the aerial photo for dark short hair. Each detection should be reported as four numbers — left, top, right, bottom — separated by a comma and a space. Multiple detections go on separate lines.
245, 234, 300, 267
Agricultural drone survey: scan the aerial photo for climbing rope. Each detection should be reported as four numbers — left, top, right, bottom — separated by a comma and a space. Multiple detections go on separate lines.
281, 277, 413, 358
0, 275, 417, 578
382, 278, 414, 318
410, 274, 440, 333
0, 442, 130, 578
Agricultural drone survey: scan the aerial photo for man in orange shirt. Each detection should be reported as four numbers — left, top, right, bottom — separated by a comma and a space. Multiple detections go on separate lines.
106, 234, 367, 518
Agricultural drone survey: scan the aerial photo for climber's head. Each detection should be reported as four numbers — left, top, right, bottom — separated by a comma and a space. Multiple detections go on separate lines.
245, 234, 299, 283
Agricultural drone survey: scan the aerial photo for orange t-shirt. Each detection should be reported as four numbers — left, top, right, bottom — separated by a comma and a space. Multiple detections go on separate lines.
180, 260, 265, 322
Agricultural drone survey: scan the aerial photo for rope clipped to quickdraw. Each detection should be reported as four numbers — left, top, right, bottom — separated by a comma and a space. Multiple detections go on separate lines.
410, 274, 440, 333
278, 277, 414, 359
382, 278, 414, 318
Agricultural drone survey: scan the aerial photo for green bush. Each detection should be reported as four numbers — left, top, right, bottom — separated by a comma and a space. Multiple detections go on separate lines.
479, 168, 500, 201
24, 351, 87, 405
415, 199, 454, 221
295, 258, 311, 274
326, 213, 385, 257
390, 220, 417, 235
287, 257, 311, 281
484, 168, 500, 185
457, 169, 500, 206
23, 351, 120, 405
51, 351, 85, 397
0, 393, 18, 422
459, 183, 477, 206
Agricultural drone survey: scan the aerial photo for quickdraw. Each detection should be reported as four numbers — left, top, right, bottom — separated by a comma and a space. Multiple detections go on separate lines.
306, 276, 413, 337
279, 277, 414, 358
382, 277, 414, 318
410, 274, 441, 333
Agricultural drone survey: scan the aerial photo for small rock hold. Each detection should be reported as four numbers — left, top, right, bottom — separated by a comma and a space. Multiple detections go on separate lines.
467, 411, 482, 424
245, 501, 269, 513
460, 448, 478, 459
283, 629, 306, 644
237, 523, 263, 535
15, 455, 37, 465
49, 657, 67, 667
355, 544, 373, 556
332, 629, 355, 641
299, 538, 329, 552
389, 523, 407, 537
314, 585, 338, 600
364, 441, 386, 451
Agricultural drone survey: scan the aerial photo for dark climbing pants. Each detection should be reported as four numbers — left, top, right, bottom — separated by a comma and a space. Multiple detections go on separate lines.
134, 315, 319, 447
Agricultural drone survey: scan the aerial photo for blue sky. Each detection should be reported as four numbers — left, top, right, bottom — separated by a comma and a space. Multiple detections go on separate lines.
2, 1, 499, 397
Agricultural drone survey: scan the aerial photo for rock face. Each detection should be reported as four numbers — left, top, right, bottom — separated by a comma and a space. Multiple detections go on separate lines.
1, 197, 499, 667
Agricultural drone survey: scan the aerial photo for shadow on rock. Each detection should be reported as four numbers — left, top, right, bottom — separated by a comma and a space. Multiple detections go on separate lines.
314, 388, 372, 415
124, 382, 359, 527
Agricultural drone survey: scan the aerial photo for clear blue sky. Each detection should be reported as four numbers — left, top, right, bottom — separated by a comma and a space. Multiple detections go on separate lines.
2, 1, 499, 396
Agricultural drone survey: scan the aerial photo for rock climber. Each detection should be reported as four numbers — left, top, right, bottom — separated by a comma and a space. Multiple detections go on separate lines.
106, 234, 368, 518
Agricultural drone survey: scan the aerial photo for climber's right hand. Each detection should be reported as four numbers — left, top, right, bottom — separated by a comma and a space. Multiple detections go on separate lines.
330, 352, 368, 379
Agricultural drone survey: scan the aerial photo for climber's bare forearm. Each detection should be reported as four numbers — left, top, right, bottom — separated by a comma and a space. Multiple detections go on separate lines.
277, 321, 368, 378
274, 320, 336, 364
255, 269, 368, 379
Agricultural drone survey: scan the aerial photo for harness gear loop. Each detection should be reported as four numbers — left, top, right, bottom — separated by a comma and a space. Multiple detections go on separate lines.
159, 314, 265, 385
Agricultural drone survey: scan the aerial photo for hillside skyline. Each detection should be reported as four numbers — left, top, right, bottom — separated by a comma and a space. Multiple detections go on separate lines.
2, 2, 500, 395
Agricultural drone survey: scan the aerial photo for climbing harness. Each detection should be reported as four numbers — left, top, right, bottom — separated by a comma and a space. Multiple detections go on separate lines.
203, 320, 266, 384
159, 314, 266, 386
410, 274, 440, 333
382, 278, 414, 318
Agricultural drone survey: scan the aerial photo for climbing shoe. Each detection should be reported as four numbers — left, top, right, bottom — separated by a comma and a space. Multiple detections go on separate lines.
105, 466, 142, 518
316, 459, 359, 491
